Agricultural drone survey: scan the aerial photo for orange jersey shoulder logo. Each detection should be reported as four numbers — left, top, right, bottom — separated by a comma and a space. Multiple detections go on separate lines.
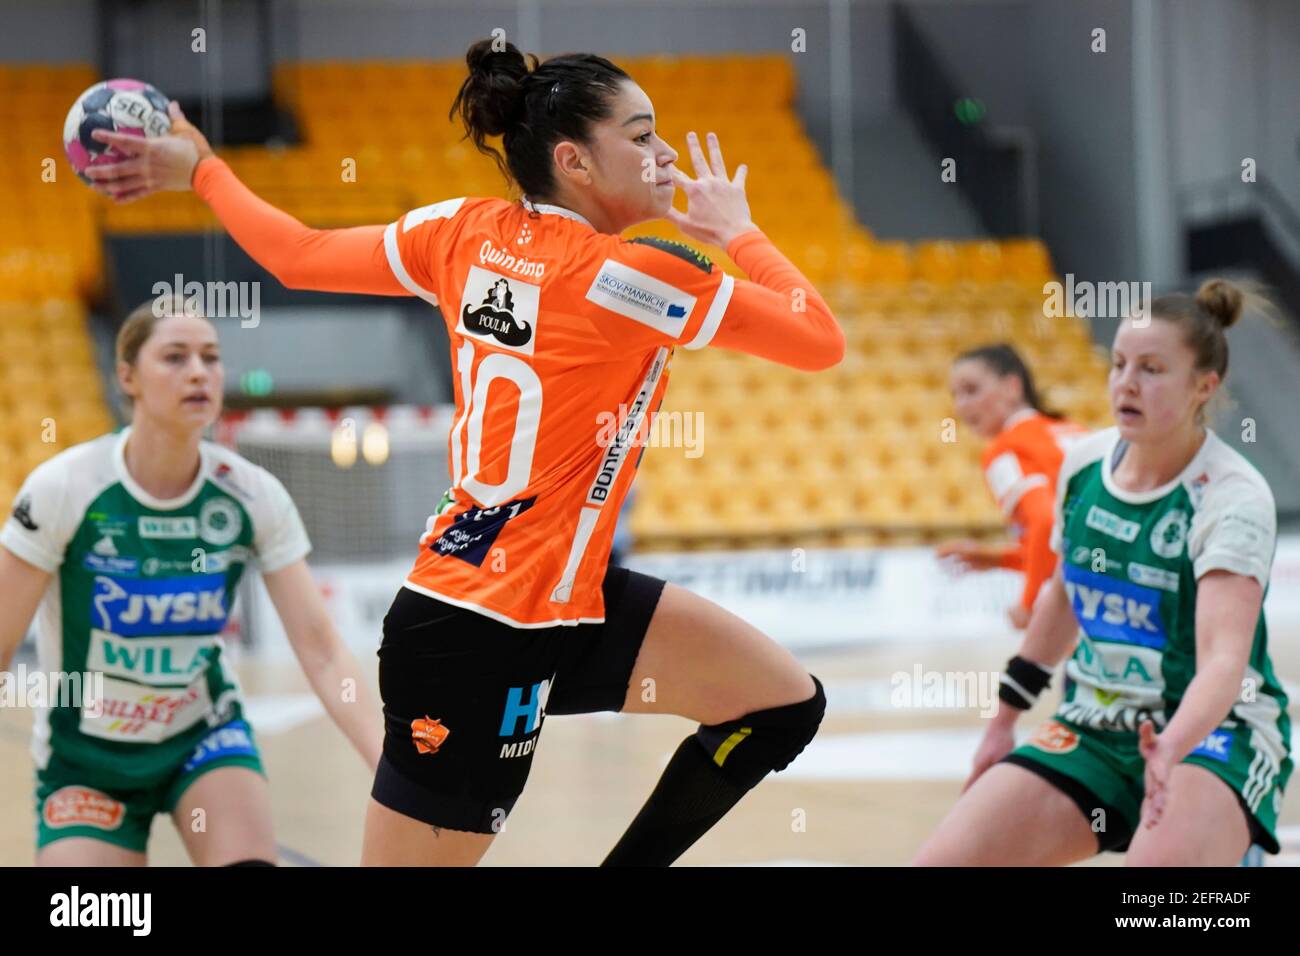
411, 716, 450, 755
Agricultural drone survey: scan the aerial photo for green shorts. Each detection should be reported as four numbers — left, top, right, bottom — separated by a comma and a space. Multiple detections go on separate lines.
35, 718, 265, 853
1003, 717, 1291, 854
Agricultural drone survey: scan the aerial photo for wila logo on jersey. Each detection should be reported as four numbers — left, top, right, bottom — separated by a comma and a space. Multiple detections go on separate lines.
91, 573, 227, 637
457, 265, 541, 355
89, 633, 220, 686
432, 497, 535, 568
1062, 564, 1166, 649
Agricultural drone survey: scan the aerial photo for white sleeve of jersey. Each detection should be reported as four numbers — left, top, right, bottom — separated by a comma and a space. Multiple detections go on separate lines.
1190, 474, 1276, 589
249, 467, 312, 573
1049, 428, 1113, 556
0, 458, 77, 572
985, 451, 1047, 517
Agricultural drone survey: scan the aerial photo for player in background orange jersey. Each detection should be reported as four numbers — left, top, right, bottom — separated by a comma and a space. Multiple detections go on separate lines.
88, 40, 843, 866
937, 345, 1085, 629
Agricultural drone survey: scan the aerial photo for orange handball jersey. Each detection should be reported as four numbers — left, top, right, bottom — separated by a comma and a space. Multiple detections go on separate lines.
387, 197, 739, 627
982, 409, 1087, 611
192, 157, 841, 628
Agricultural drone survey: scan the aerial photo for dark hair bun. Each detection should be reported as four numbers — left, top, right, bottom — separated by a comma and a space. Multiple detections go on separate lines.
460, 38, 535, 138
1196, 278, 1244, 330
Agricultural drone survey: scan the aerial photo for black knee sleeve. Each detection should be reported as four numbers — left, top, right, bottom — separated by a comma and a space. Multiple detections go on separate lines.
693, 675, 826, 790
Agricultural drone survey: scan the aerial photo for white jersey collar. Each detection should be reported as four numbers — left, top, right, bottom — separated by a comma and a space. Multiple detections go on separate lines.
1101, 428, 1215, 505
521, 196, 594, 229
114, 426, 209, 511
1000, 407, 1038, 432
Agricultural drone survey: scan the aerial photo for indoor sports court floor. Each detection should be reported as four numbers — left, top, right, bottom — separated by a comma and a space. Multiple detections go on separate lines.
3, 622, 1299, 866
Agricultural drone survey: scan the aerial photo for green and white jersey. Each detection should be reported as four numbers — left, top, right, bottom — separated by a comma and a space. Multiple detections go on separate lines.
1052, 427, 1288, 763
1, 428, 310, 786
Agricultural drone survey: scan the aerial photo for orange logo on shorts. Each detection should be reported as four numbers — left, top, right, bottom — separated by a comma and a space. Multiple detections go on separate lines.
412, 716, 450, 755
43, 786, 125, 830
1028, 720, 1080, 754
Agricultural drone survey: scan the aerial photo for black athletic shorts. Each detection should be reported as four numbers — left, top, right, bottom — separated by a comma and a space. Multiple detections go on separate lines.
371, 564, 667, 834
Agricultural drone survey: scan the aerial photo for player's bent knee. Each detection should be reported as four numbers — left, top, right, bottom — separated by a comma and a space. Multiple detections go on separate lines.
694, 675, 826, 789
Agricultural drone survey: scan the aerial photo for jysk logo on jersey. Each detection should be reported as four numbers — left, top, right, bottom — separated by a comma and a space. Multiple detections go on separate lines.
1062, 564, 1166, 649
91, 573, 227, 637
457, 265, 540, 355
1191, 730, 1233, 764
1084, 504, 1140, 542
585, 258, 697, 338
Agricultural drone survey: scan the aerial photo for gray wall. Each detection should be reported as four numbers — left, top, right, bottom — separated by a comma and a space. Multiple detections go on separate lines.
902, 0, 1139, 280
906, 0, 1030, 128
107, 0, 268, 98
1025, 0, 1137, 282
1166, 0, 1300, 221
0, 0, 97, 61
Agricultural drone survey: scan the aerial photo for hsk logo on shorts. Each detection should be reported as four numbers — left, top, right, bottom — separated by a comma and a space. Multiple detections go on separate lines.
498, 679, 550, 759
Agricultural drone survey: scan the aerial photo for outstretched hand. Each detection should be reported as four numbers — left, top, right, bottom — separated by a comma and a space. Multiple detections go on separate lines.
1138, 719, 1173, 830
665, 131, 757, 249
85, 101, 215, 203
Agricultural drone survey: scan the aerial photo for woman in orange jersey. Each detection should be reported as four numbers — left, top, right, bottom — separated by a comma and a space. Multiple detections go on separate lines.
937, 344, 1084, 629
87, 40, 843, 866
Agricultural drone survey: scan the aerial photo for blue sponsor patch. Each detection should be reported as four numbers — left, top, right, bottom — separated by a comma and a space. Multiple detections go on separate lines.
90, 572, 228, 637
181, 719, 258, 774
82, 554, 140, 576
667, 303, 687, 319
1191, 730, 1233, 763
1062, 564, 1166, 649
432, 497, 535, 568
